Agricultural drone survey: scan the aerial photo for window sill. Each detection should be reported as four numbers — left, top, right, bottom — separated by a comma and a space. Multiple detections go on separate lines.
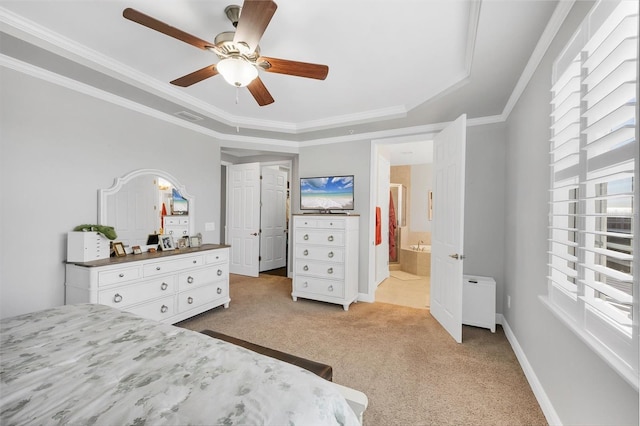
539, 295, 638, 391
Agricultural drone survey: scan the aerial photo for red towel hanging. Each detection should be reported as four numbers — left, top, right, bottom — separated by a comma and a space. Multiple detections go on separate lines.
375, 207, 382, 245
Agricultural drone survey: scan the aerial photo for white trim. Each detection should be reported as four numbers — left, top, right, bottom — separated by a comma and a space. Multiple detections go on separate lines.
501, 317, 563, 426
540, 296, 639, 390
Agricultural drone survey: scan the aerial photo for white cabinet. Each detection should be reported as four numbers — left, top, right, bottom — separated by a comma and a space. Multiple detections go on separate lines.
292, 215, 359, 311
67, 231, 110, 262
462, 275, 496, 332
66, 244, 230, 324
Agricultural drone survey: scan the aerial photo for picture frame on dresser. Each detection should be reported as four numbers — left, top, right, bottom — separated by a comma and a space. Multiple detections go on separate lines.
189, 235, 201, 248
160, 235, 175, 251
113, 242, 126, 257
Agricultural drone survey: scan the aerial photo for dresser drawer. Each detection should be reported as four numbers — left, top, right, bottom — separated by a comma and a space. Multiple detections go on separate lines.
295, 229, 344, 246
295, 276, 345, 298
144, 255, 204, 277
295, 260, 344, 279
125, 296, 175, 322
295, 246, 344, 262
178, 265, 227, 290
98, 266, 142, 286
178, 284, 227, 312
98, 277, 175, 308
315, 219, 346, 229
205, 249, 229, 264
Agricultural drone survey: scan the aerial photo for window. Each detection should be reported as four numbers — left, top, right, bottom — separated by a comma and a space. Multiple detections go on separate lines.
547, 0, 638, 388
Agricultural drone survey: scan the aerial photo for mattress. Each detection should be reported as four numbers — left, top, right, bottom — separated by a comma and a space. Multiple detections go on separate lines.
0, 303, 359, 425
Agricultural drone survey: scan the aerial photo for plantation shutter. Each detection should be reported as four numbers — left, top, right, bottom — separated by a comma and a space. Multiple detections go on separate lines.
547, 0, 638, 387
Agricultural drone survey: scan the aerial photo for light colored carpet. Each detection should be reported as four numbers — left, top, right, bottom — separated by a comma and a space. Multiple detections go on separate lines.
177, 274, 546, 426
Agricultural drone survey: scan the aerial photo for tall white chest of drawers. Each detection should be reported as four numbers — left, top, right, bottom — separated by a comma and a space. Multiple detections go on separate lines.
65, 244, 230, 324
292, 215, 359, 310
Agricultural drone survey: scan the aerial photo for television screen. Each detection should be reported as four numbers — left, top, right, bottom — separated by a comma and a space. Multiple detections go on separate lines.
300, 175, 354, 211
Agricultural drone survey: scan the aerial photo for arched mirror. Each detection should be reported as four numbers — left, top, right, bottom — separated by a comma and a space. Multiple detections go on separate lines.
98, 169, 195, 249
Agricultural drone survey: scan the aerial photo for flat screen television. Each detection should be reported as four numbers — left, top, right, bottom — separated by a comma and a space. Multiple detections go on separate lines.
300, 175, 354, 212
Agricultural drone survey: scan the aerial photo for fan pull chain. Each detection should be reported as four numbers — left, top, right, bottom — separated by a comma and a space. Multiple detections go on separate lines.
235, 87, 239, 105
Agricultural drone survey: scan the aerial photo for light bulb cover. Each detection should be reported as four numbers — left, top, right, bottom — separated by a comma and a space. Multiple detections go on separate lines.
217, 58, 258, 87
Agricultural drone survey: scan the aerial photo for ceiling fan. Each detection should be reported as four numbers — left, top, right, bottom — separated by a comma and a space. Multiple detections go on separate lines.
123, 1, 329, 106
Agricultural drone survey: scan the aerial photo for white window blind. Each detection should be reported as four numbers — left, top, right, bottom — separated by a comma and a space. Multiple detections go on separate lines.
548, 0, 638, 388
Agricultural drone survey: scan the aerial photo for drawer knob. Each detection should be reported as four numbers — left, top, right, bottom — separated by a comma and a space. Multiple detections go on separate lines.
192, 260, 197, 264
169, 230, 174, 234
303, 282, 308, 288
187, 297, 194, 304
156, 266, 161, 271
217, 287, 222, 294
161, 282, 168, 291
303, 265, 309, 271
187, 276, 194, 284
328, 235, 334, 242
161, 305, 168, 313
303, 249, 309, 256
328, 251, 334, 258
328, 285, 334, 292
327, 267, 334, 274
217, 269, 223, 276
183, 230, 188, 235
118, 273, 125, 278
303, 234, 309, 240
113, 293, 123, 303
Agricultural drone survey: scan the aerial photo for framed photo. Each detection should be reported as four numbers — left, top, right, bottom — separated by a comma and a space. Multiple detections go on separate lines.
177, 237, 188, 249
189, 235, 201, 248
113, 242, 126, 257
160, 235, 175, 251
132, 245, 142, 255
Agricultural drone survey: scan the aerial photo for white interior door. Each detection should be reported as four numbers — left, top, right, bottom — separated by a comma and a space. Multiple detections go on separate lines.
227, 162, 261, 277
260, 166, 287, 272
430, 114, 466, 343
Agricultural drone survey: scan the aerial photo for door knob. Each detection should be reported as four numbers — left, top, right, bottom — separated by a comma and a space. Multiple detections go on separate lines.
449, 253, 465, 260
251, 232, 258, 236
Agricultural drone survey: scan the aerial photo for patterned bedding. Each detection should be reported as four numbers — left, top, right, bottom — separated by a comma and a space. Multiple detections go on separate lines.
0, 304, 359, 425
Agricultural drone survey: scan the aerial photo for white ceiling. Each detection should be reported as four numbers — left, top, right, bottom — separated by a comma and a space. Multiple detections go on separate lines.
0, 0, 559, 144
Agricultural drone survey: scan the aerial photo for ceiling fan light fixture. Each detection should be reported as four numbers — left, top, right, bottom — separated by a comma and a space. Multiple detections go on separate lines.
217, 57, 258, 87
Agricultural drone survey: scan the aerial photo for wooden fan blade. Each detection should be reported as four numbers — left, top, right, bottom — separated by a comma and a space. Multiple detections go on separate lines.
234, 0, 277, 53
123, 8, 215, 50
170, 65, 219, 87
247, 77, 275, 106
259, 56, 329, 80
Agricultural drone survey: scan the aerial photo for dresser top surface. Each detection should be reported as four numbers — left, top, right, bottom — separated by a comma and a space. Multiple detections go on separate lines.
66, 244, 229, 268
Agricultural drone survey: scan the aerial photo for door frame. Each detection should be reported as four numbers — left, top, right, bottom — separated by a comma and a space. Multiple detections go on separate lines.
222, 159, 293, 277
367, 131, 440, 300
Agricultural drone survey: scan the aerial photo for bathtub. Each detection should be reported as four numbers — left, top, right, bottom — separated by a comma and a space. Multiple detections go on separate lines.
400, 245, 431, 276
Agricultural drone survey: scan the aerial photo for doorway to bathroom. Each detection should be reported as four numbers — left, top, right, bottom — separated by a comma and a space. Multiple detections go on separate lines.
374, 142, 433, 310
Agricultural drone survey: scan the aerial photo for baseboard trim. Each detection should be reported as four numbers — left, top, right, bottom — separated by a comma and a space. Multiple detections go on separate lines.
358, 292, 375, 303
501, 318, 562, 426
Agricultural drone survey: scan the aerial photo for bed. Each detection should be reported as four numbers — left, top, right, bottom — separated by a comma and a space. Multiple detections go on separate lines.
0, 304, 362, 425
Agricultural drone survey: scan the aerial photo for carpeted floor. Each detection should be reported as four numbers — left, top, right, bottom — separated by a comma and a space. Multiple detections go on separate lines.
177, 273, 547, 426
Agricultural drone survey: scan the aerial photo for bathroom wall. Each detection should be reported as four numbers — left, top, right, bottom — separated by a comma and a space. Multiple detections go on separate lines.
390, 164, 432, 247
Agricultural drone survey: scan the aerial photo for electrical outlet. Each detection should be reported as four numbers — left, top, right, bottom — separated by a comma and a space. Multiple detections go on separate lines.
205, 222, 215, 231
507, 295, 511, 309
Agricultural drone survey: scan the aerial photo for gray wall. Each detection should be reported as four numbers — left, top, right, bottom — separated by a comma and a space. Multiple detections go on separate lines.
503, 2, 638, 424
0, 69, 221, 319
463, 123, 507, 311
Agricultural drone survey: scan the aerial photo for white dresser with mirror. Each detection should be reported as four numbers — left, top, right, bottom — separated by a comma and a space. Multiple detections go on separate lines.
66, 169, 229, 324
